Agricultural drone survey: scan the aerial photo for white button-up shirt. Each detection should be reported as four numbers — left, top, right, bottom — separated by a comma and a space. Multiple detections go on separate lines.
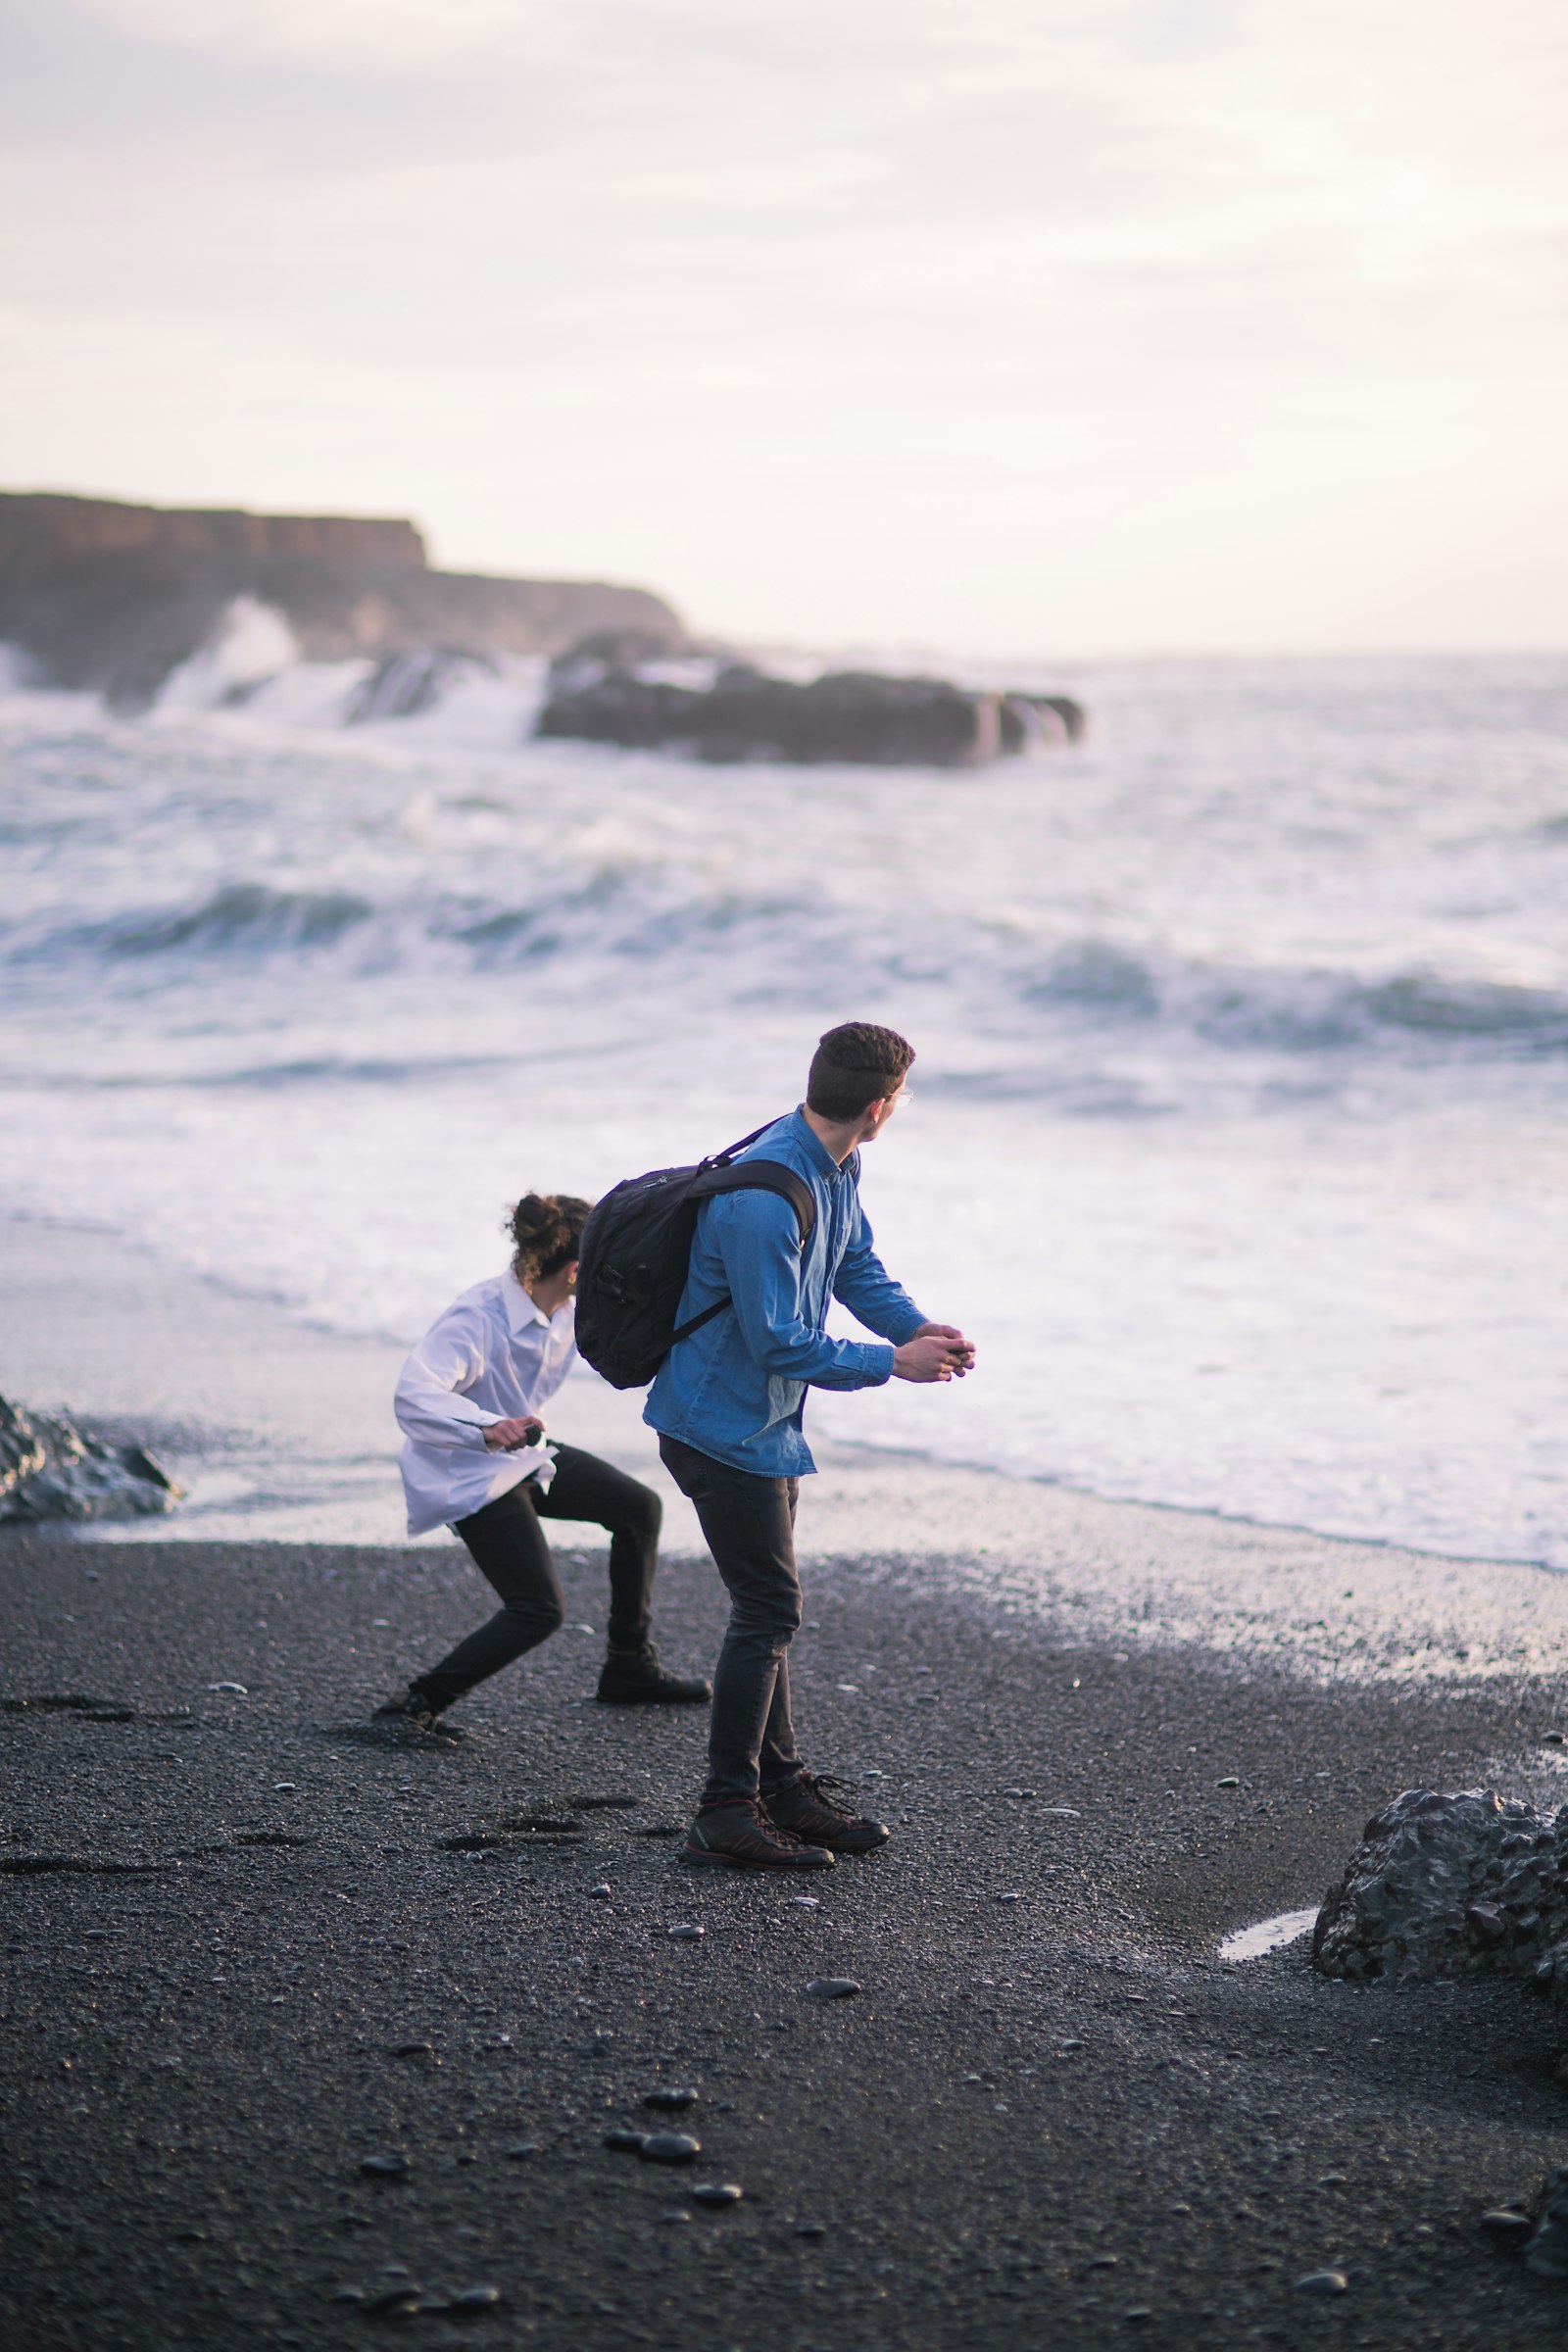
394, 1268, 578, 1537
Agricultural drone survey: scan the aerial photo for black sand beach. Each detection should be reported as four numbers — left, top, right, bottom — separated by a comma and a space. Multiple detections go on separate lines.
6, 1527, 1568, 2352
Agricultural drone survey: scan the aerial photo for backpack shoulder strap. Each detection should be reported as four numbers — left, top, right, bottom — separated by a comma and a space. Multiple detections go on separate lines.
691, 1157, 816, 1245
670, 1157, 817, 1347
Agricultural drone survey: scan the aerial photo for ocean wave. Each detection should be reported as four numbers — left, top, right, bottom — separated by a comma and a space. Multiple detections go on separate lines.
99, 883, 375, 958
1020, 938, 1568, 1058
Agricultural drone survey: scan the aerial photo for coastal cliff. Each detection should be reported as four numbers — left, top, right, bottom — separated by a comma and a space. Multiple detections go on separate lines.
0, 491, 686, 707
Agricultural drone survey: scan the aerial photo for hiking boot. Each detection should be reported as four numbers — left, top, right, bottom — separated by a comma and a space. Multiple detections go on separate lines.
372, 1686, 464, 1740
684, 1797, 836, 1872
763, 1772, 890, 1854
597, 1645, 712, 1705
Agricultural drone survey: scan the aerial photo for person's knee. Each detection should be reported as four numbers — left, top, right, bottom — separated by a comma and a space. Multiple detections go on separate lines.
623, 1481, 662, 1544
729, 1585, 802, 1647
505, 1592, 564, 1642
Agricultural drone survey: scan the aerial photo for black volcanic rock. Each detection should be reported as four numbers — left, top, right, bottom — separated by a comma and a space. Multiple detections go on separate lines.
0, 491, 686, 708
0, 1396, 182, 1524
536, 661, 1086, 768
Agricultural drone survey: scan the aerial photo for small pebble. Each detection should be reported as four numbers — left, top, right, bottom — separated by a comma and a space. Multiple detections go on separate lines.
1481, 2208, 1534, 2240
363, 2284, 420, 2315
666, 1924, 705, 1941
1544, 1732, 1566, 1746
391, 2042, 434, 2059
640, 2132, 702, 2166
588, 1885, 612, 1900
359, 2154, 411, 2179
995, 1891, 1023, 1904
1056, 2038, 1085, 2053
644, 2087, 699, 2110
1294, 2270, 1348, 2295
805, 1978, 861, 1999
207, 1683, 248, 1695
1216, 1777, 1240, 1789
505, 2142, 541, 2159
452, 2286, 503, 2310
1003, 1788, 1036, 1799
1317, 2173, 1348, 2187
1123, 2310, 1153, 2325
1087, 2254, 1119, 2270
272, 1782, 298, 1793
789, 1896, 821, 1909
689, 2182, 744, 2206
794, 2222, 826, 2239
603, 2130, 649, 2154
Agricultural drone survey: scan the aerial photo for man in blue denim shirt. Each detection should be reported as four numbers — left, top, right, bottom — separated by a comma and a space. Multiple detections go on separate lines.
649, 1022, 975, 1870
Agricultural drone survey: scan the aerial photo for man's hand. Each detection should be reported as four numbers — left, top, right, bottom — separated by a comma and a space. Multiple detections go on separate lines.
913, 1320, 976, 1372
892, 1331, 974, 1384
483, 1416, 546, 1451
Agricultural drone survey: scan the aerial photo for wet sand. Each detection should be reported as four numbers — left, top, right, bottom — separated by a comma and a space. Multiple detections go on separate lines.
6, 1525, 1568, 2351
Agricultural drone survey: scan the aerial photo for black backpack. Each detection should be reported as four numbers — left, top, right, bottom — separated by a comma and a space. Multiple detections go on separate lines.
574, 1125, 816, 1391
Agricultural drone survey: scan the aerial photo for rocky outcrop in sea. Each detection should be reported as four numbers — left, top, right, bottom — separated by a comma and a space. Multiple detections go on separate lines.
0, 1395, 182, 1524
535, 654, 1087, 768
0, 491, 685, 709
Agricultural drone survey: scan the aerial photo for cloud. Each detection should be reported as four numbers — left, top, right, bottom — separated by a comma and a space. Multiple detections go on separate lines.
3, 0, 1566, 650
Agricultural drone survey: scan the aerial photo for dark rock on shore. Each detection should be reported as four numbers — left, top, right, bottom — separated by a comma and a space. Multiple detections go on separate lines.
1313, 1787, 1568, 1987
0, 490, 686, 708
535, 659, 1086, 768
0, 1395, 181, 1523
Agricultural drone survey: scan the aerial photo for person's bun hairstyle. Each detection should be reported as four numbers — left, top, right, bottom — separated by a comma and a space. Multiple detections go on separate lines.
506, 1192, 592, 1284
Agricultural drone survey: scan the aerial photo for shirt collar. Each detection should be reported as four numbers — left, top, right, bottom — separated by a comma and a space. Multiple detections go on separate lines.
790, 1104, 846, 1181
503, 1267, 552, 1335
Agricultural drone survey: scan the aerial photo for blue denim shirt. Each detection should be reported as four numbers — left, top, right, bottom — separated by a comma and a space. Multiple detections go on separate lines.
644, 1107, 926, 1478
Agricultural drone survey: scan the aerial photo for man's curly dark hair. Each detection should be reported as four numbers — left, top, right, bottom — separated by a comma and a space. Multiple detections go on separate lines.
806, 1022, 915, 1122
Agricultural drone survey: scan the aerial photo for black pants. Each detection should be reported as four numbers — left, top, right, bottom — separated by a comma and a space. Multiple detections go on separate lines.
658, 1433, 804, 1804
414, 1444, 662, 1711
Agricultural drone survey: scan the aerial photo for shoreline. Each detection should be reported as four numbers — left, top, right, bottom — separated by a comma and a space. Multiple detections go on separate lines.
6, 1525, 1568, 2350
5, 1211, 1567, 1695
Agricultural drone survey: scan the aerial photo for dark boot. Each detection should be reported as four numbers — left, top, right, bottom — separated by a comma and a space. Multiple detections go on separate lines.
764, 1772, 889, 1853
596, 1644, 711, 1705
684, 1797, 835, 1871
371, 1685, 465, 1740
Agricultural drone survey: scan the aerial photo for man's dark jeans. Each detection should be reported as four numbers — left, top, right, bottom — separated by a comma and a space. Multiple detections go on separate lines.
658, 1432, 804, 1804
415, 1444, 661, 1710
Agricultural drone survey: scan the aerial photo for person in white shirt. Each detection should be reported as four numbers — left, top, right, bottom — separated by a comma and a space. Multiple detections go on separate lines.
377, 1191, 710, 1736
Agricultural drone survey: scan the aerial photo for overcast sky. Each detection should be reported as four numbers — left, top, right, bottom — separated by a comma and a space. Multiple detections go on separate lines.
2, 0, 1565, 656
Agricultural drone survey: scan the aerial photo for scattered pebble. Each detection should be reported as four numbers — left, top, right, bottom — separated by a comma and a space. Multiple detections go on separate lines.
1544, 1733, 1566, 1747
391, 2042, 434, 2060
1317, 2173, 1348, 2188
640, 2132, 702, 2166
644, 2087, 699, 2110
1122, 2309, 1153, 2325
805, 1978, 861, 1999
1055, 2038, 1085, 2053
794, 2222, 826, 2239
603, 2130, 649, 2154
272, 1783, 298, 1793
1003, 1788, 1036, 1800
788, 1896, 820, 1909
995, 1891, 1023, 1904
588, 1885, 612, 1900
666, 1924, 705, 1941
1039, 1806, 1080, 1819
1480, 2208, 1533, 2241
207, 1683, 248, 1696
1294, 2270, 1348, 2295
689, 2182, 744, 2206
505, 2142, 541, 2159
1216, 1777, 1241, 1789
452, 2286, 503, 2310
363, 2284, 420, 2316
1086, 2254, 1119, 2270
358, 2155, 411, 2180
